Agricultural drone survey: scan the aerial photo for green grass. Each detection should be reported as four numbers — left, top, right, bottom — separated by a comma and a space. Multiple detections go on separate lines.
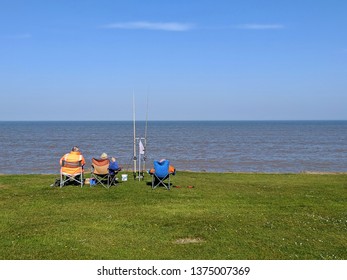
0, 172, 346, 260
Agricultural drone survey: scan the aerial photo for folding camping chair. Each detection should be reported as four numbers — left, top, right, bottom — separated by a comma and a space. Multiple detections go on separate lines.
151, 160, 172, 190
91, 158, 118, 189
60, 160, 84, 187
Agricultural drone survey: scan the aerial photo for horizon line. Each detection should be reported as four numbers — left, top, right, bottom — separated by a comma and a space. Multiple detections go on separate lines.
0, 119, 346, 122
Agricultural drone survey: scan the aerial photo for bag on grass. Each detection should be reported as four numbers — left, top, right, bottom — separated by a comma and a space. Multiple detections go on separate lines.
50, 178, 61, 187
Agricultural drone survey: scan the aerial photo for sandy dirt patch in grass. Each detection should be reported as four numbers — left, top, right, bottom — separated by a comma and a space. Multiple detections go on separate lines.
174, 238, 205, 244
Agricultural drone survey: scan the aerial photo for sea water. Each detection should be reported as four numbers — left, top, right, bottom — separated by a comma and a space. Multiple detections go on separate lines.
0, 121, 346, 174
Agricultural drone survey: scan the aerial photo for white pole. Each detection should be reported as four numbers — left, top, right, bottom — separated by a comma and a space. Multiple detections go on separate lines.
144, 94, 148, 172
133, 93, 136, 176
138, 144, 141, 181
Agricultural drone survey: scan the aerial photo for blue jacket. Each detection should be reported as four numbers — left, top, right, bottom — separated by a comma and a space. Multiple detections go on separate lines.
109, 161, 120, 174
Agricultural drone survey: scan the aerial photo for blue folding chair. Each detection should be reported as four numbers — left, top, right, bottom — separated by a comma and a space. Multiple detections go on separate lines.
151, 160, 171, 190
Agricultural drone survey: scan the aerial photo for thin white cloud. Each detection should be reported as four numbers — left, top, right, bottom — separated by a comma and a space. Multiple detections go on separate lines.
102, 21, 195, 31
235, 24, 284, 30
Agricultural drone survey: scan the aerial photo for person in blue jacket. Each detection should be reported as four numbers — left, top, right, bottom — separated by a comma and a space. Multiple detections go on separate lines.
109, 157, 121, 175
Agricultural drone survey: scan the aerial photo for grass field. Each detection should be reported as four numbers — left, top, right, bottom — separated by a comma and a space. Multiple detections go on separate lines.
0, 172, 346, 260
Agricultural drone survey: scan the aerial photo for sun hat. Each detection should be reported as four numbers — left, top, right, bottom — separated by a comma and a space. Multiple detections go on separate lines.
100, 153, 108, 159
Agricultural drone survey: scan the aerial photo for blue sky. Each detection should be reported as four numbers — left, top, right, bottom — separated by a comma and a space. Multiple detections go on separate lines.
1, 0, 346, 121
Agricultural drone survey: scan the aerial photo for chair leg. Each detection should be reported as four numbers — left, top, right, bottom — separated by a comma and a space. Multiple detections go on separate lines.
151, 174, 170, 190
152, 175, 160, 189
108, 174, 118, 188
60, 174, 83, 188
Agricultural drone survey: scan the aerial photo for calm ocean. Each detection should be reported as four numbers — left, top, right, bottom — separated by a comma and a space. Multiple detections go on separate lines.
0, 121, 346, 174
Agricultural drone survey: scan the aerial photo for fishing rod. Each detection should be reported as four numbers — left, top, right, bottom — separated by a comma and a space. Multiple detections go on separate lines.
132, 93, 149, 181
144, 94, 149, 173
